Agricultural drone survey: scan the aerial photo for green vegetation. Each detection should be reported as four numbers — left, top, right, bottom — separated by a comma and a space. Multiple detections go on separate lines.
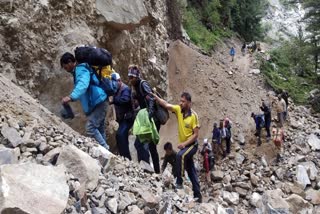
182, 0, 267, 51
260, 38, 319, 104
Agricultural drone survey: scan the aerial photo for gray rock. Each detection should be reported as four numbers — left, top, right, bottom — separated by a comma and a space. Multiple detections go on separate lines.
96, 0, 149, 30
106, 197, 118, 214
91, 145, 117, 169
250, 192, 263, 208
296, 165, 311, 189
235, 153, 245, 165
235, 187, 247, 197
0, 163, 69, 213
118, 191, 137, 210
275, 167, 285, 180
93, 187, 105, 199
139, 160, 154, 173
285, 194, 313, 214
127, 205, 143, 214
57, 145, 101, 197
262, 189, 290, 213
250, 173, 259, 187
0, 147, 19, 165
211, 170, 224, 181
138, 189, 160, 208
222, 191, 239, 205
249, 69, 261, 74
1, 123, 22, 147
91, 207, 107, 214
307, 134, 320, 151
301, 161, 318, 181
43, 147, 61, 163
305, 189, 320, 205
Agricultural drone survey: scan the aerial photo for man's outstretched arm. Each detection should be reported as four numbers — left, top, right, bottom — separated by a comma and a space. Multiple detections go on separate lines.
152, 93, 174, 112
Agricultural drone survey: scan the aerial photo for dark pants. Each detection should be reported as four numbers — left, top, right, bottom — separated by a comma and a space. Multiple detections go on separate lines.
255, 128, 262, 145
134, 121, 161, 173
265, 118, 271, 138
176, 143, 201, 198
226, 137, 231, 154
116, 119, 134, 160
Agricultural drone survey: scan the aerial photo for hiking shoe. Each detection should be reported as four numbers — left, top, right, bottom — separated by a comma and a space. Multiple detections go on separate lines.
175, 183, 183, 189
195, 196, 202, 203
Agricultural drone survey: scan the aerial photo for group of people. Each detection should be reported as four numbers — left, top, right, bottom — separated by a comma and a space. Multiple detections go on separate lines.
60, 52, 202, 202
251, 90, 288, 159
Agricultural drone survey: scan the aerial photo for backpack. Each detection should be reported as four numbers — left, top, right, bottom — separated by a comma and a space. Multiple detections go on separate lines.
74, 46, 117, 96
139, 80, 169, 125
257, 114, 265, 128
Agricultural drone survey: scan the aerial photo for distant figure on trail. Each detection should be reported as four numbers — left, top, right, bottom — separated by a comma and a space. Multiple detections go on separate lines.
200, 139, 214, 182
241, 43, 246, 56
212, 122, 223, 157
110, 72, 134, 160
260, 99, 271, 141
251, 113, 265, 146
272, 125, 285, 162
60, 52, 109, 149
161, 142, 177, 178
153, 92, 202, 203
281, 91, 289, 120
230, 47, 235, 62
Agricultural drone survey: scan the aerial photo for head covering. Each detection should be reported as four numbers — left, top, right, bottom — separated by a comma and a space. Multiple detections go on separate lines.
128, 66, 141, 78
114, 72, 120, 80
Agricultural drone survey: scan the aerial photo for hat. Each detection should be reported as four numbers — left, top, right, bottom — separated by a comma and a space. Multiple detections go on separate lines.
114, 72, 120, 80
128, 66, 140, 78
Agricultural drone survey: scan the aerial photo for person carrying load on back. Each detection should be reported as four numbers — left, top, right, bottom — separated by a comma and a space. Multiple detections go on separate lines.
224, 118, 232, 155
110, 72, 134, 160
272, 125, 285, 162
60, 52, 109, 149
211, 122, 222, 158
251, 112, 265, 146
153, 91, 202, 203
260, 99, 271, 142
128, 65, 161, 174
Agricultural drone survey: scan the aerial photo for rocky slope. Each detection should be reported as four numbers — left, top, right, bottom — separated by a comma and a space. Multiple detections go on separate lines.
0, 0, 177, 139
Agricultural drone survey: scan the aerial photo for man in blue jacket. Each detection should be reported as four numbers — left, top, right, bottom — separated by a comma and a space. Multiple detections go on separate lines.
60, 52, 109, 149
110, 72, 134, 160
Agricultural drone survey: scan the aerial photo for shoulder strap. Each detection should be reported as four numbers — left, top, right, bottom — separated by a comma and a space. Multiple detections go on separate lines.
139, 80, 147, 96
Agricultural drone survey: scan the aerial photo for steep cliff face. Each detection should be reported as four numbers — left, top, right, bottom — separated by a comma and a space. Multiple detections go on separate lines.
0, 0, 177, 134
262, 0, 305, 41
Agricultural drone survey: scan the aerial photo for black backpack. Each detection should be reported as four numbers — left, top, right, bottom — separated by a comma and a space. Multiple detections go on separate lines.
139, 80, 169, 125
74, 46, 117, 96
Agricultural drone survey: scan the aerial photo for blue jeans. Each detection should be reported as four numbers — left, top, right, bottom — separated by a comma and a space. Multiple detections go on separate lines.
176, 143, 201, 198
86, 101, 109, 149
116, 119, 134, 160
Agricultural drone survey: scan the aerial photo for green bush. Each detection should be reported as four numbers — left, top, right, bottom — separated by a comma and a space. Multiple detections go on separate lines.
182, 8, 232, 51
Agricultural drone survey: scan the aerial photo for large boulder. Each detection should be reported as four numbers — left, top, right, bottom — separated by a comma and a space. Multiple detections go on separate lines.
307, 134, 320, 151
0, 163, 69, 214
1, 123, 22, 147
285, 194, 313, 214
296, 165, 311, 189
262, 189, 290, 213
96, 0, 149, 30
0, 147, 19, 165
57, 145, 101, 197
305, 189, 320, 205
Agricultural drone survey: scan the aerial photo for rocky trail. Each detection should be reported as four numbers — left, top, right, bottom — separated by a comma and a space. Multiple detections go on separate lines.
1, 35, 320, 214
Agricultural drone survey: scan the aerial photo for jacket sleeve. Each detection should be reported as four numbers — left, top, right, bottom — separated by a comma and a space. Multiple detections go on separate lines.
70, 67, 90, 101
141, 81, 155, 117
113, 87, 131, 105
161, 156, 168, 172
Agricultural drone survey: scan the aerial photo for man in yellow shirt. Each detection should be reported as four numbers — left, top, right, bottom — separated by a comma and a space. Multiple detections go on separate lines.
153, 92, 202, 203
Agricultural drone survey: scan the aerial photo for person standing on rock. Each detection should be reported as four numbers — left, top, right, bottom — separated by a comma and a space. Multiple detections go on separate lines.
60, 52, 109, 149
260, 99, 271, 141
281, 90, 289, 120
110, 72, 134, 160
276, 95, 286, 127
230, 47, 235, 62
128, 65, 161, 174
152, 92, 202, 203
